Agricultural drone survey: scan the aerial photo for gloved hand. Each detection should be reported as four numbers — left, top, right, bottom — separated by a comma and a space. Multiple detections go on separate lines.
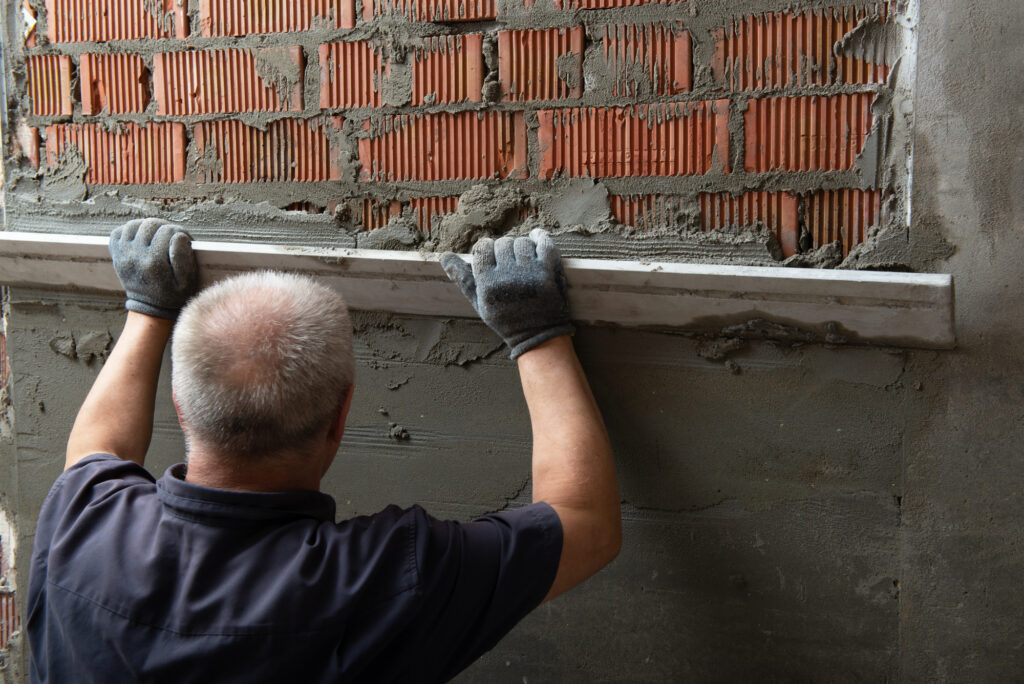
441, 228, 574, 360
109, 218, 199, 319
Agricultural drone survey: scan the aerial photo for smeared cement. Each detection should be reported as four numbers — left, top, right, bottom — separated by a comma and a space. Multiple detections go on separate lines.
836, 16, 901, 67
783, 241, 844, 269
41, 146, 87, 203
536, 178, 612, 228
254, 47, 305, 111
840, 224, 955, 272
351, 312, 505, 367
3, 0, 925, 276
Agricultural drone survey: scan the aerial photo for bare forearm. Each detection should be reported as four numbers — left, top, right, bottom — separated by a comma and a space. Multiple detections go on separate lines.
65, 312, 173, 469
518, 335, 621, 600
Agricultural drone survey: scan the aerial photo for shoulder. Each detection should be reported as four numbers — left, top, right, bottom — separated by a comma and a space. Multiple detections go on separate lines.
331, 502, 562, 596
44, 454, 156, 513
411, 501, 563, 593
31, 455, 159, 596
36, 454, 157, 548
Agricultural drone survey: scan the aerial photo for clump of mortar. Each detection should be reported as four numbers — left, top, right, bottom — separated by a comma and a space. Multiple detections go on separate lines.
784, 241, 844, 269
840, 224, 954, 272
424, 185, 530, 253
357, 216, 424, 250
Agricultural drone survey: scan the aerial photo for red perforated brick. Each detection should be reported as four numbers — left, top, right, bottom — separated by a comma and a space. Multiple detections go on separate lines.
359, 112, 527, 182
319, 41, 384, 110
712, 5, 891, 91
0, 591, 19, 651
199, 0, 355, 36
80, 53, 150, 115
367, 200, 402, 229
46, 0, 186, 42
194, 119, 342, 183
364, 0, 495, 22
602, 23, 691, 97
412, 35, 483, 105
498, 28, 583, 102
153, 47, 304, 115
45, 123, 185, 184
410, 196, 459, 232
805, 188, 882, 254
700, 191, 799, 257
609, 194, 690, 231
26, 55, 72, 116
538, 102, 730, 179
744, 94, 874, 173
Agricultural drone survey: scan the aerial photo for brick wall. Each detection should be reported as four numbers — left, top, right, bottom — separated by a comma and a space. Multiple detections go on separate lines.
19, 0, 898, 257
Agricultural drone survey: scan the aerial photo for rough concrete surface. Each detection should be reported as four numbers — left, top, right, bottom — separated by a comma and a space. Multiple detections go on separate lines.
2, 0, 1024, 683
894, 0, 1024, 679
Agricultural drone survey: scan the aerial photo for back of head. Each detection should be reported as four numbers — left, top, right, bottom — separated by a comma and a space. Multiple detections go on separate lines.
171, 271, 354, 459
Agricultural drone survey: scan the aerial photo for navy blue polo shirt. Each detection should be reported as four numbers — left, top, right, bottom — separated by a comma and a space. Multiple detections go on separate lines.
27, 454, 562, 683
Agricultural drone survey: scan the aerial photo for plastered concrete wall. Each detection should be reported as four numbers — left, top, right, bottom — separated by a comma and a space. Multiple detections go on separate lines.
2, 1, 1024, 684
2, 293, 909, 681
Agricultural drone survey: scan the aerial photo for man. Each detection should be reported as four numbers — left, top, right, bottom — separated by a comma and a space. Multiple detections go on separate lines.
27, 218, 620, 682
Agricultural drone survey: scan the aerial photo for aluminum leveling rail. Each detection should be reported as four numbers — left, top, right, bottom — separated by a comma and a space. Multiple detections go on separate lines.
0, 232, 955, 349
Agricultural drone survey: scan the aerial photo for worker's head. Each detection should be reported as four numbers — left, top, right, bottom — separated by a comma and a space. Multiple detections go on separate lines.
171, 271, 354, 467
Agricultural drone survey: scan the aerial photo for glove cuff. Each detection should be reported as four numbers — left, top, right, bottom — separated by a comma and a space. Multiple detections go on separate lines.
508, 324, 576, 360
126, 298, 180, 320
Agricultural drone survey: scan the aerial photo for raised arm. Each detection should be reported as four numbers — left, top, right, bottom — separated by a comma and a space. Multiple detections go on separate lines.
518, 335, 619, 600
441, 230, 621, 602
65, 219, 198, 470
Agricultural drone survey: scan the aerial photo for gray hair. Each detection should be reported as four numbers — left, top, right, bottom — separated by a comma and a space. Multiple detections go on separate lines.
171, 271, 355, 458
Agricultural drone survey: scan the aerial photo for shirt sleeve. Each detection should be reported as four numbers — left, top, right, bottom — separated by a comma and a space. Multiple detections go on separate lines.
43, 453, 155, 509
406, 502, 563, 682
27, 455, 157, 649
32, 455, 155, 556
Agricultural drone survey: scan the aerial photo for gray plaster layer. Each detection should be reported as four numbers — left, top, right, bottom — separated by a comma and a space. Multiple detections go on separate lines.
3, 292, 909, 681
895, 0, 1024, 678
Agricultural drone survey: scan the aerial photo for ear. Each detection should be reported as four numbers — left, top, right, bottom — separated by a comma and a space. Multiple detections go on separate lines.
327, 385, 354, 444
172, 393, 185, 430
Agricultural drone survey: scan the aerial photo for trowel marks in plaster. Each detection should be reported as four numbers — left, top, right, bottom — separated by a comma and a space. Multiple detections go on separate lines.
48, 330, 112, 364
8, 0, 914, 263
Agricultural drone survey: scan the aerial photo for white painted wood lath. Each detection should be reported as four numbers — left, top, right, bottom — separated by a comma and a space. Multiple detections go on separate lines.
0, 232, 955, 349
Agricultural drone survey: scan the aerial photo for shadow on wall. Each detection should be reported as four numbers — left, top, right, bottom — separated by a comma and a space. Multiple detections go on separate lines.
462, 325, 903, 681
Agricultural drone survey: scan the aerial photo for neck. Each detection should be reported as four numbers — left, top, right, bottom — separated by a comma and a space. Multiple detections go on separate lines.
185, 445, 322, 493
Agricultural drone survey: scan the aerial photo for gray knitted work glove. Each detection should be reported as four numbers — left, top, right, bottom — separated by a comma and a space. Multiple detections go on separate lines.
441, 228, 574, 360
109, 218, 199, 319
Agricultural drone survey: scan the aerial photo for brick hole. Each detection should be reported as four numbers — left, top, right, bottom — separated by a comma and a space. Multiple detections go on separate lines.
285, 202, 327, 214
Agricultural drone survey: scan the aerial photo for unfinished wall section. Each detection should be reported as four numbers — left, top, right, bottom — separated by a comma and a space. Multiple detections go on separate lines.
0, 312, 19, 683
4, 0, 915, 267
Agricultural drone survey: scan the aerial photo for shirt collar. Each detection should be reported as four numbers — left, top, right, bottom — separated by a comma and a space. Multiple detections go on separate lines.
156, 463, 337, 525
